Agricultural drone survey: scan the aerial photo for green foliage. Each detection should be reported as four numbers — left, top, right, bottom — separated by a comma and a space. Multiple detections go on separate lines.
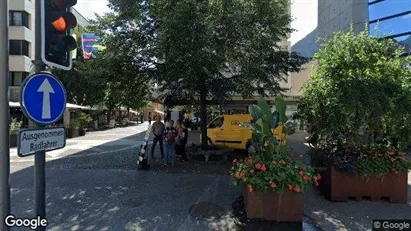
231, 153, 320, 193
298, 27, 411, 177
243, 97, 298, 160
71, 118, 79, 129
52, 11, 151, 111
232, 97, 319, 193
9, 118, 22, 135
145, 0, 308, 147
356, 151, 411, 178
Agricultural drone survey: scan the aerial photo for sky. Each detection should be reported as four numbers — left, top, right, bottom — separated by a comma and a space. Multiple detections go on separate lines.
290, 0, 318, 47
74, 0, 111, 20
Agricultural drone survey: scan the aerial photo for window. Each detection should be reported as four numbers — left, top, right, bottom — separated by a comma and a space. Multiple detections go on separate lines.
208, 116, 224, 128
369, 0, 411, 22
9, 11, 29, 28
9, 40, 29, 56
9, 72, 28, 86
369, 13, 411, 38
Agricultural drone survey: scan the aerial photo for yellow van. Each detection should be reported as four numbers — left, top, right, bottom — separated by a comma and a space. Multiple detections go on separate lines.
205, 114, 285, 150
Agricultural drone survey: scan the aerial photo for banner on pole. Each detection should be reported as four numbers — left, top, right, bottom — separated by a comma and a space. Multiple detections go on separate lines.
81, 33, 106, 60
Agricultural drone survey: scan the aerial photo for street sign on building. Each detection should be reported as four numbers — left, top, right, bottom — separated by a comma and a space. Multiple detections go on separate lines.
20, 73, 66, 125
17, 127, 66, 157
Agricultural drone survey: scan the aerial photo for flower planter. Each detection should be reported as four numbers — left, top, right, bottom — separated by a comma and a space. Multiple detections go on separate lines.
319, 166, 408, 203
243, 187, 304, 221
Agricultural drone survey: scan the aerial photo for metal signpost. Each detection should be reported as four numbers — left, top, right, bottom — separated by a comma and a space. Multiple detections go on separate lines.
19, 72, 66, 227
0, 0, 10, 230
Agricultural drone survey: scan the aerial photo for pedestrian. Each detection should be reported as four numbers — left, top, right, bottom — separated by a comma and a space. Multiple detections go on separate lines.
140, 114, 144, 124
164, 121, 177, 166
175, 120, 188, 161
150, 116, 165, 160
148, 115, 152, 125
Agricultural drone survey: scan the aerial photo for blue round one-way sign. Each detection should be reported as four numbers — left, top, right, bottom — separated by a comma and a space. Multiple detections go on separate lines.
20, 73, 66, 125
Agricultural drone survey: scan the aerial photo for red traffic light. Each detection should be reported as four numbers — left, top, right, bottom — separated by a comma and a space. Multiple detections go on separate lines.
52, 0, 77, 9
52, 12, 77, 31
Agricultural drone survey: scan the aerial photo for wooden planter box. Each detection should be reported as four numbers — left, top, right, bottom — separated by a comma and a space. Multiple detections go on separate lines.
243, 187, 304, 221
319, 166, 408, 203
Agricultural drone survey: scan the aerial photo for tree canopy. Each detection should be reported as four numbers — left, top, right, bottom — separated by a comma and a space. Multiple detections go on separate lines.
88, 0, 308, 147
298, 28, 411, 151
52, 11, 151, 112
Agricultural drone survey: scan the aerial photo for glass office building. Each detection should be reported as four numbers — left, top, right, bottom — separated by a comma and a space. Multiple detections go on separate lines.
368, 0, 411, 53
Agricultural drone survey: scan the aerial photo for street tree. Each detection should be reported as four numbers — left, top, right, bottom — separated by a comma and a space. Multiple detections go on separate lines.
298, 28, 411, 150
55, 11, 151, 121
105, 0, 308, 148
147, 0, 307, 148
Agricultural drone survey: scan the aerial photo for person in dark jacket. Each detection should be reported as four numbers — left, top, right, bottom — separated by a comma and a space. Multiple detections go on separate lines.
175, 120, 188, 161
150, 116, 165, 160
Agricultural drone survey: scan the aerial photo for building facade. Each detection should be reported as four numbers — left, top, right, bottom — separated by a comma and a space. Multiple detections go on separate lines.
8, 1, 89, 102
287, 0, 410, 108
368, 0, 411, 52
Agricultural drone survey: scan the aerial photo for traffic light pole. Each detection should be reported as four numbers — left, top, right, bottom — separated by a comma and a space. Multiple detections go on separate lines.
32, 0, 47, 229
0, 0, 11, 230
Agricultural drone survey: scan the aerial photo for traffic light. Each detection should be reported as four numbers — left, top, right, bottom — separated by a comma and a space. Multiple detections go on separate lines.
41, 0, 78, 71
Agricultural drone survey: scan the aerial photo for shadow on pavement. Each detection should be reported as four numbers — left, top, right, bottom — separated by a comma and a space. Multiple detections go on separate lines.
10, 126, 244, 230
9, 129, 411, 231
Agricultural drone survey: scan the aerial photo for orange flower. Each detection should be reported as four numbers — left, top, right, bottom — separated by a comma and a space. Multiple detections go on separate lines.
255, 163, 262, 170
247, 184, 254, 193
313, 176, 318, 181
293, 186, 301, 193
235, 173, 240, 178
247, 158, 253, 164
288, 185, 293, 190
249, 169, 255, 174
316, 174, 322, 180
260, 164, 267, 171
303, 175, 309, 181
239, 172, 245, 178
272, 160, 277, 165
298, 170, 304, 176
270, 182, 277, 188
280, 160, 286, 165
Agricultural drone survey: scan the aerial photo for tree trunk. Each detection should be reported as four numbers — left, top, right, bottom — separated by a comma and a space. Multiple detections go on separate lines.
199, 90, 208, 150
107, 110, 112, 124
127, 107, 130, 119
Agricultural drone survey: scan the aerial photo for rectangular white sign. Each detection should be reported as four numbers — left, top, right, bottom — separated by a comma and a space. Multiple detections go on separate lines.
18, 127, 66, 157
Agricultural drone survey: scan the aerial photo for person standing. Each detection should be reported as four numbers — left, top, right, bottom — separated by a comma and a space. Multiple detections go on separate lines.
148, 115, 152, 125
150, 116, 165, 160
175, 120, 188, 161
164, 121, 177, 166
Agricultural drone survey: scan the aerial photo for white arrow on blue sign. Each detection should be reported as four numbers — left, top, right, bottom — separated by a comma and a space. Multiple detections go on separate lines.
20, 73, 66, 125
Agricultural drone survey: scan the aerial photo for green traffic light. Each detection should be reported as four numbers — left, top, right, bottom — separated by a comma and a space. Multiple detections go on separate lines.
49, 35, 76, 56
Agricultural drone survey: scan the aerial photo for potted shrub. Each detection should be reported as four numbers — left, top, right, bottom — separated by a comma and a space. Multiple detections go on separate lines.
67, 118, 79, 138
9, 118, 22, 148
230, 97, 320, 221
298, 28, 411, 203
78, 112, 92, 136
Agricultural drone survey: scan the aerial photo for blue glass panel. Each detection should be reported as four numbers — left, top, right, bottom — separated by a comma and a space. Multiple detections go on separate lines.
369, 0, 411, 21
369, 12, 411, 38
